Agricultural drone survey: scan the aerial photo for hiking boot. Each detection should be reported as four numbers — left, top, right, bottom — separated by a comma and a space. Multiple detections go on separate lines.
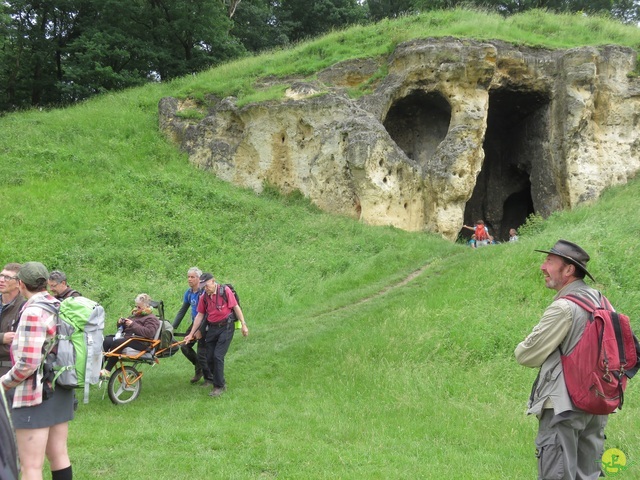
190, 372, 203, 384
209, 386, 226, 397
201, 380, 214, 387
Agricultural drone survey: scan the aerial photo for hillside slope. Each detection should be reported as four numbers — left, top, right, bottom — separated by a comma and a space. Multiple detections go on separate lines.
1, 8, 640, 480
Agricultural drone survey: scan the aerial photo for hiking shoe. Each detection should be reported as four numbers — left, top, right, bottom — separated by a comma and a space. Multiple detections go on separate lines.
201, 380, 214, 387
209, 386, 226, 397
190, 372, 203, 384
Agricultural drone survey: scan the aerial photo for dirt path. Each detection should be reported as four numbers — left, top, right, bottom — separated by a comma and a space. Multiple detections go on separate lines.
351, 263, 430, 307
312, 262, 433, 318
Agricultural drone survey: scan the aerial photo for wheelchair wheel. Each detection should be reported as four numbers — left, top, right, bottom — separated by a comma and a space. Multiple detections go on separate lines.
107, 366, 142, 405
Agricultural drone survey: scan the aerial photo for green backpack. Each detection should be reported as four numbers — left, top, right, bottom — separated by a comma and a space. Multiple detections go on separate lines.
37, 296, 106, 404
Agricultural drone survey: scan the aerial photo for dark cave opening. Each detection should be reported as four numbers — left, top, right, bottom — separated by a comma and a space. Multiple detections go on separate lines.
461, 88, 549, 241
383, 90, 451, 170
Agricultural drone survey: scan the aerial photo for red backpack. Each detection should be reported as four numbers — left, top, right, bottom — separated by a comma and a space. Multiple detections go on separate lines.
474, 224, 488, 241
560, 294, 638, 415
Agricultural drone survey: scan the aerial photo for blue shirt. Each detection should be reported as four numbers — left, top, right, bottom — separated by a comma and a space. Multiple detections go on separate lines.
184, 288, 204, 321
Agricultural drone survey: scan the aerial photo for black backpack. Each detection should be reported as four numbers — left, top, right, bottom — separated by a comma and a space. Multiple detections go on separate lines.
219, 284, 240, 307
219, 284, 241, 323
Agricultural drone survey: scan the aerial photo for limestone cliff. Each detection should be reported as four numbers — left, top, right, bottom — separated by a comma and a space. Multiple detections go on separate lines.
159, 38, 640, 240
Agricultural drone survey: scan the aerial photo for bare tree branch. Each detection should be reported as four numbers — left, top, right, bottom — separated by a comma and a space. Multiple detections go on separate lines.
221, 0, 241, 18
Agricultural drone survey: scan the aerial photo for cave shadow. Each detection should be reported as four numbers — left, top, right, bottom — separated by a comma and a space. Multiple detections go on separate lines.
383, 90, 451, 170
461, 88, 549, 241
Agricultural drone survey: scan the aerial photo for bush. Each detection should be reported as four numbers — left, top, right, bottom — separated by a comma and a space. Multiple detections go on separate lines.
518, 212, 546, 237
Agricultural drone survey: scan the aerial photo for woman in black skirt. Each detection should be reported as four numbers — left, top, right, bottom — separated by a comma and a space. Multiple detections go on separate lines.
0, 262, 74, 480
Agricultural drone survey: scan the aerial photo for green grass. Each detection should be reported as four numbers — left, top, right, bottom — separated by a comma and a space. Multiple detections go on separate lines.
2, 8, 640, 480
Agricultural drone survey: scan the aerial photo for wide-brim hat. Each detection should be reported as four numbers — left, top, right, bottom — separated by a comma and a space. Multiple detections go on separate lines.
535, 239, 595, 282
199, 272, 214, 288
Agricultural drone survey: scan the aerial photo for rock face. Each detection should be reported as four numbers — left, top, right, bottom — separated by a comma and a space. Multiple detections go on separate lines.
159, 38, 640, 240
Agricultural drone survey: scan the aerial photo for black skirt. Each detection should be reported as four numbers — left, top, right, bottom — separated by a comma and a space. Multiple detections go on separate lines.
11, 387, 75, 429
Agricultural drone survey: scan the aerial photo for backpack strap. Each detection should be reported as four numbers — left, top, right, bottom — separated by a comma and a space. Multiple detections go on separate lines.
29, 301, 61, 393
31, 300, 59, 315
559, 294, 602, 357
561, 294, 598, 314
598, 293, 629, 369
603, 302, 629, 408
30, 300, 61, 356
610, 311, 627, 368
218, 285, 226, 303
30, 301, 60, 349
216, 285, 237, 322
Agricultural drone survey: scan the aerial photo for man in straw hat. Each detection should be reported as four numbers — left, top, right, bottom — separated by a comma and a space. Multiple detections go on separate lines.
515, 240, 611, 479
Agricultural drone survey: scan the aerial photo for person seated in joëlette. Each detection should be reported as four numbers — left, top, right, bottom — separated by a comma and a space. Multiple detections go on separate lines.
100, 293, 160, 377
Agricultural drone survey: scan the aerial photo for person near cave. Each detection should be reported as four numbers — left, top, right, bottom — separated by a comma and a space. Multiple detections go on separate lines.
463, 220, 490, 247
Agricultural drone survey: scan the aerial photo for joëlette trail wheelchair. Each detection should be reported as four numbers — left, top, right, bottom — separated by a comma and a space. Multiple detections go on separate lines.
102, 300, 186, 405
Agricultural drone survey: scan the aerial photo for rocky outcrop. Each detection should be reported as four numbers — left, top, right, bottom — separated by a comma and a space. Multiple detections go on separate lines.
159, 38, 640, 240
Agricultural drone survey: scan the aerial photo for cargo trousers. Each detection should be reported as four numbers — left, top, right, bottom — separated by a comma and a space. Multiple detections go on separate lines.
535, 408, 608, 480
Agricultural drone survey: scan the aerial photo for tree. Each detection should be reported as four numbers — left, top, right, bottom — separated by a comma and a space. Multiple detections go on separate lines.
0, 0, 94, 108
275, 0, 366, 43
0, 0, 636, 111
141, 0, 244, 79
612, 0, 640, 23
366, 0, 414, 21
231, 0, 287, 52
221, 0, 243, 17
483, 0, 614, 15
0, 0, 247, 109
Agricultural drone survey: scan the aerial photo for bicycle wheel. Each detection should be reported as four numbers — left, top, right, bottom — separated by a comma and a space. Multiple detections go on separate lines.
107, 366, 142, 405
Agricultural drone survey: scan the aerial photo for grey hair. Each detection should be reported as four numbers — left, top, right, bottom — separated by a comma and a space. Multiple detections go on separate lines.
49, 270, 67, 283
135, 293, 152, 307
187, 267, 202, 277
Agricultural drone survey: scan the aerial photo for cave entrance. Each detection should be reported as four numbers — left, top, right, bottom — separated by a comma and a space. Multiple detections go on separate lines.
383, 90, 451, 170
462, 88, 550, 241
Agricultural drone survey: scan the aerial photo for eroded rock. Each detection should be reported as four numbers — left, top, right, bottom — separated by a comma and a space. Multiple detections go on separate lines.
159, 38, 640, 240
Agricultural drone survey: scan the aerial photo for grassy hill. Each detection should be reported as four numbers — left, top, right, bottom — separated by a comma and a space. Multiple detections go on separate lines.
1, 8, 640, 480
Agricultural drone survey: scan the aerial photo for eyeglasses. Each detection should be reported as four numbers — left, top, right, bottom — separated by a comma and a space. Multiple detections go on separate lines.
0, 274, 18, 281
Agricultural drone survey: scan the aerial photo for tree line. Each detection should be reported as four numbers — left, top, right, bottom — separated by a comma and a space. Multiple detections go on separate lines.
1, 0, 638, 112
